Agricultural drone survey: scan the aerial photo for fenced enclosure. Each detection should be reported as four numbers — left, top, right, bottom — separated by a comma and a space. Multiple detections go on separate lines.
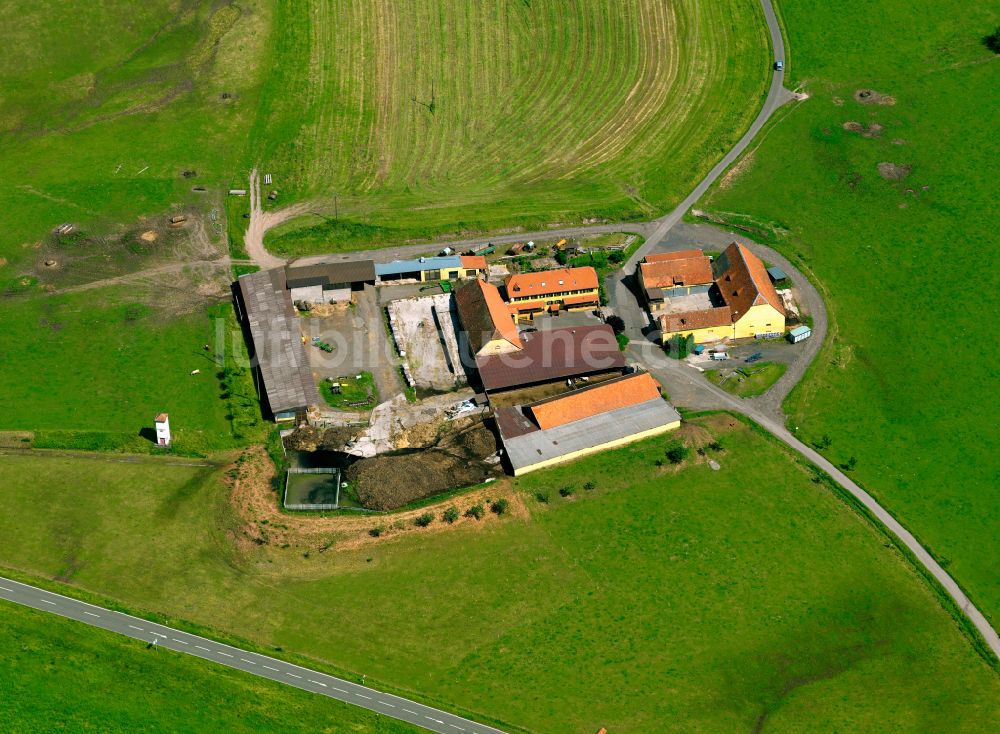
283, 467, 341, 510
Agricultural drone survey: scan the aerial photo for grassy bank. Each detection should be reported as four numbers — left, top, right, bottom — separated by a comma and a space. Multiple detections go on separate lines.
700, 0, 1000, 624
1, 418, 996, 732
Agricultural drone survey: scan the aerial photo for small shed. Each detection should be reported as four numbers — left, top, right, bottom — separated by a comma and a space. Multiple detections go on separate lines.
788, 325, 811, 343
154, 413, 171, 447
767, 265, 788, 282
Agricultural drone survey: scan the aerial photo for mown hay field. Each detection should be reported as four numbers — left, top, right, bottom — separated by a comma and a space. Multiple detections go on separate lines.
258, 0, 770, 254
1, 418, 997, 733
700, 0, 1000, 626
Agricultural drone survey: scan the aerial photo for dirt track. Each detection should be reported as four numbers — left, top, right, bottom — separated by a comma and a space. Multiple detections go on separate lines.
243, 168, 309, 269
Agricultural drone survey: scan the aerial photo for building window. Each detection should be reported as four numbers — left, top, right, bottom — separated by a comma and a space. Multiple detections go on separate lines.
426, 269, 440, 280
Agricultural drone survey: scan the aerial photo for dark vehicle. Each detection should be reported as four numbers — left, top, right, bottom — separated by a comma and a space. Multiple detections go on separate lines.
746, 351, 763, 363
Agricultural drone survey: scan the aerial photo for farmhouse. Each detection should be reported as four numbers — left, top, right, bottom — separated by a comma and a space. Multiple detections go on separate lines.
659, 242, 786, 344
454, 279, 523, 358
495, 372, 681, 475
234, 269, 320, 422
375, 255, 487, 283
504, 266, 599, 321
638, 250, 714, 318
284, 259, 376, 305
475, 323, 626, 394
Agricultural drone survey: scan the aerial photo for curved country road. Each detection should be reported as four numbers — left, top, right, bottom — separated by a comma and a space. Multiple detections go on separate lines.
0, 577, 507, 734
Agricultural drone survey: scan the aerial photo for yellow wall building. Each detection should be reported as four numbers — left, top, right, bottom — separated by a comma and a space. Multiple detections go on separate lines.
659, 242, 786, 344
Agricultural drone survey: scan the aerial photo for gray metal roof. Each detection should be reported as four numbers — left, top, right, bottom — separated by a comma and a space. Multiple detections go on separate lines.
375, 256, 462, 276
498, 398, 680, 473
285, 260, 376, 288
237, 269, 320, 415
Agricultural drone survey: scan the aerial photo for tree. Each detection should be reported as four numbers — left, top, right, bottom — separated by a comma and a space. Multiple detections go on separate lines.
414, 512, 434, 527
465, 504, 486, 520
665, 442, 690, 465
616, 332, 629, 352
554, 249, 569, 265
608, 249, 625, 264
845, 456, 858, 471
442, 506, 459, 524
490, 498, 510, 515
534, 491, 550, 504
606, 314, 625, 334
558, 486, 575, 497
685, 333, 695, 356
985, 26, 1000, 53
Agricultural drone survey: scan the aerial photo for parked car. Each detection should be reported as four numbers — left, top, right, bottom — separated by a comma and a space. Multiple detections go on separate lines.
746, 351, 763, 363
710, 351, 728, 361
774, 60, 784, 71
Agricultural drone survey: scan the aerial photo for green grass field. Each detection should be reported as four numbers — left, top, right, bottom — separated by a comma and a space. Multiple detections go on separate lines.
0, 1, 269, 272
319, 371, 379, 410
0, 600, 418, 734
2, 419, 997, 733
700, 0, 1000, 625
706, 361, 787, 397
257, 0, 769, 255
0, 288, 266, 453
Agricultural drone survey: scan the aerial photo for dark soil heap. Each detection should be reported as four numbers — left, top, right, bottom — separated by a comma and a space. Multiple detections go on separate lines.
348, 423, 500, 511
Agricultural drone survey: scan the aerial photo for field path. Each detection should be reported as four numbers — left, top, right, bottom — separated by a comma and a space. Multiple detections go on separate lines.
55, 257, 230, 294
244, 169, 309, 269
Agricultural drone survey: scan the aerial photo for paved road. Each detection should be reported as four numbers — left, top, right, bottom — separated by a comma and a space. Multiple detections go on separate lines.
0, 577, 506, 734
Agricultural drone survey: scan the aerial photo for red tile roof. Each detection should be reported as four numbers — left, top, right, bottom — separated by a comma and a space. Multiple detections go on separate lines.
714, 242, 782, 317
454, 279, 522, 353
660, 307, 732, 333
644, 249, 706, 263
475, 324, 624, 391
154, 413, 169, 423
505, 267, 598, 299
559, 293, 601, 307
639, 253, 714, 289
528, 372, 662, 430
459, 255, 488, 270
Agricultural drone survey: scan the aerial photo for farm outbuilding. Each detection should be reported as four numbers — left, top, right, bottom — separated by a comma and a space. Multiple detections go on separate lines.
767, 266, 788, 282
788, 325, 812, 343
233, 268, 320, 422
474, 323, 625, 394
375, 255, 486, 283
284, 259, 376, 304
495, 372, 681, 475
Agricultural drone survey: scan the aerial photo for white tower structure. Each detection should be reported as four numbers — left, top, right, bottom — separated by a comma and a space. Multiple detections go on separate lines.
154, 413, 171, 447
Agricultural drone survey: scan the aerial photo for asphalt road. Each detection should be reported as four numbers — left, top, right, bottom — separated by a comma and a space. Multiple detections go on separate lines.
0, 577, 506, 734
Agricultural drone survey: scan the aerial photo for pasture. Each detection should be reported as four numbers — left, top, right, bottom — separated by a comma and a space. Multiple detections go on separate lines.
0, 1, 268, 272
0, 287, 265, 453
700, 0, 1000, 624
1, 418, 997, 733
257, 0, 769, 255
0, 600, 419, 733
